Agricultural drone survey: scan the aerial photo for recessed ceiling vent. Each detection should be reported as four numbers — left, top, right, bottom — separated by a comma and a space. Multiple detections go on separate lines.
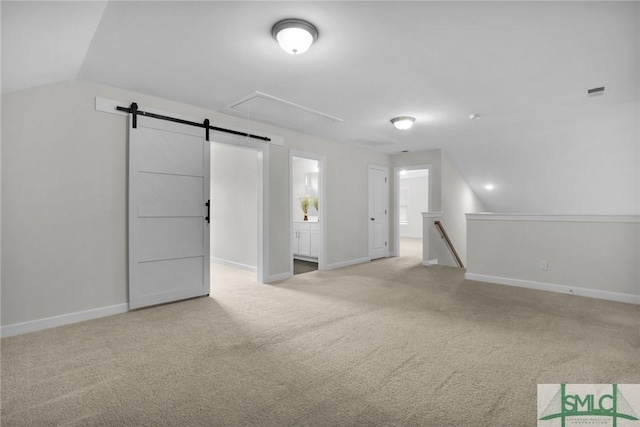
587, 86, 605, 97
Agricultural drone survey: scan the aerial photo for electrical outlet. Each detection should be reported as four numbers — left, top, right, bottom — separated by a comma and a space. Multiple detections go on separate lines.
539, 260, 548, 271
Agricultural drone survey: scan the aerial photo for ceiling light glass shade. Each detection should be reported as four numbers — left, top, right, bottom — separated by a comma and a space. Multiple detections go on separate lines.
391, 116, 415, 130
272, 19, 318, 55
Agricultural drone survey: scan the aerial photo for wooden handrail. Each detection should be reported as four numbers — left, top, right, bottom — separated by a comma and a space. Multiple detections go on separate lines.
434, 220, 464, 268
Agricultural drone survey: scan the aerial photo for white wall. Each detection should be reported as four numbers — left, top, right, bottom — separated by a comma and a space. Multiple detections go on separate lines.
399, 173, 429, 238
441, 152, 486, 266
1, 80, 389, 328
422, 213, 456, 266
210, 143, 257, 270
466, 215, 640, 303
289, 143, 388, 267
2, 82, 128, 327
391, 150, 441, 210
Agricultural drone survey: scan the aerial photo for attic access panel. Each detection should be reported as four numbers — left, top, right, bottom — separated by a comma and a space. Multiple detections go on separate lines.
224, 91, 343, 131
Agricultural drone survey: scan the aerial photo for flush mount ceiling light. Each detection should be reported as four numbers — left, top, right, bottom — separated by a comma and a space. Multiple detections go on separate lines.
272, 19, 318, 55
391, 116, 415, 130
485, 184, 495, 190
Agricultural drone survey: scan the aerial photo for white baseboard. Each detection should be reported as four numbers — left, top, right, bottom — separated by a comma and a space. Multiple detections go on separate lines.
210, 256, 257, 272
465, 273, 640, 305
325, 257, 371, 270
1, 303, 129, 338
422, 259, 439, 266
264, 272, 292, 283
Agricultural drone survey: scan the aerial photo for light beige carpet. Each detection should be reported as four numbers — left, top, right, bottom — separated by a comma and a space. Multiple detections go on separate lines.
399, 237, 422, 259
2, 258, 639, 426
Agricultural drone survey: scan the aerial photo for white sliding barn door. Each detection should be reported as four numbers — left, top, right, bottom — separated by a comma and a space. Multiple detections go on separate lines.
128, 116, 210, 309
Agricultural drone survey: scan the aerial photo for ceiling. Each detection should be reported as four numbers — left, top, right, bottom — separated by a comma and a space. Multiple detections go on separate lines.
2, 1, 639, 214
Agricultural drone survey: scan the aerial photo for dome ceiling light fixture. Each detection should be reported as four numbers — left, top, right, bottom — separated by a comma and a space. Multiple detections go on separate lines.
271, 19, 318, 55
390, 116, 416, 130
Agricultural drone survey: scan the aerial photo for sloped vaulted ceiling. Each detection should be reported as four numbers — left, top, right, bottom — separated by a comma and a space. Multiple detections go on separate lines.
2, 1, 639, 215
1, 1, 107, 93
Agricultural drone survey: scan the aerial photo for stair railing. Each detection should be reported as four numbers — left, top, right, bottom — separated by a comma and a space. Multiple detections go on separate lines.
434, 220, 464, 268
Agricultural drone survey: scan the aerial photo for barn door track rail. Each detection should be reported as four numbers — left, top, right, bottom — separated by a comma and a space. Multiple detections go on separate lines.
117, 102, 271, 142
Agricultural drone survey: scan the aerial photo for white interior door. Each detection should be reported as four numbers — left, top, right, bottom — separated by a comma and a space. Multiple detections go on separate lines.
369, 165, 388, 260
129, 115, 210, 309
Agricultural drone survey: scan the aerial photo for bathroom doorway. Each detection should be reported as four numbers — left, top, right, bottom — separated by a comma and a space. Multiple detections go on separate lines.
290, 151, 325, 276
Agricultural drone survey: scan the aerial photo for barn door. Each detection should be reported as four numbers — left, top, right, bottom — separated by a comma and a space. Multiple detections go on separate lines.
128, 115, 210, 309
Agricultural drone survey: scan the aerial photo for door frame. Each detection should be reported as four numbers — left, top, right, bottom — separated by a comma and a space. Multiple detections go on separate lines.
393, 164, 431, 257
210, 131, 270, 283
368, 164, 389, 260
289, 150, 327, 275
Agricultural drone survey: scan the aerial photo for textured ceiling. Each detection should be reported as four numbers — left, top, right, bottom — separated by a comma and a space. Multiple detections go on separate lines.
2, 1, 639, 214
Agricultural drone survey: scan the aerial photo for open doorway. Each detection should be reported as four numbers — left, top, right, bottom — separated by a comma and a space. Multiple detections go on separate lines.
290, 151, 325, 276
210, 141, 263, 282
395, 167, 429, 259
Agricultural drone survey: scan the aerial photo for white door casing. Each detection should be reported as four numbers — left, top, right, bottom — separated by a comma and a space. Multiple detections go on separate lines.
393, 165, 431, 257
128, 116, 210, 309
289, 150, 326, 274
309, 226, 319, 257
369, 165, 388, 260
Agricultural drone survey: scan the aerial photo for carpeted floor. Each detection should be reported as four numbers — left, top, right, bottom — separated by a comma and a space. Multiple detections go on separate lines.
1, 258, 639, 426
399, 237, 422, 259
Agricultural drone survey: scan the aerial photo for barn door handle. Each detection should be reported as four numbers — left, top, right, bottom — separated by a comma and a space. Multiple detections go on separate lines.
205, 200, 210, 223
